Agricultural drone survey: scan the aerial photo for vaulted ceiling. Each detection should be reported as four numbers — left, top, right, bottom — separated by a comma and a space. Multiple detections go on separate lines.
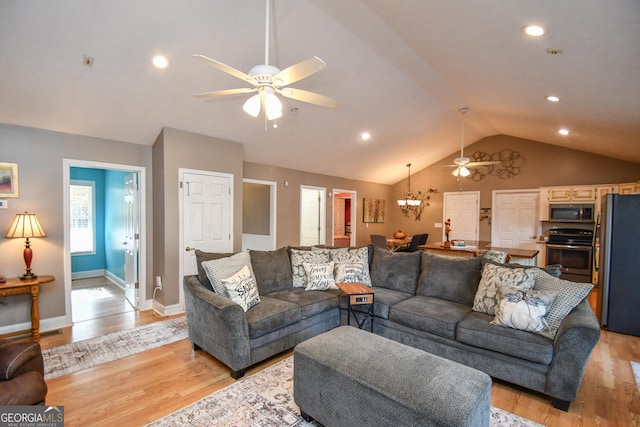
1, 1, 639, 184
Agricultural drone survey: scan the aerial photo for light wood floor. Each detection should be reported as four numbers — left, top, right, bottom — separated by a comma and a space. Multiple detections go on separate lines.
40, 305, 640, 427
71, 277, 134, 323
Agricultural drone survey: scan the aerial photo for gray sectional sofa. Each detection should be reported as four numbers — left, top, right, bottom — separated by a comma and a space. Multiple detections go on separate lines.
183, 244, 600, 410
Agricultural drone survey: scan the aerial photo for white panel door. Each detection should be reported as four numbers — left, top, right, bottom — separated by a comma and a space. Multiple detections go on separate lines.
492, 190, 539, 250
124, 173, 139, 308
182, 171, 232, 278
443, 192, 479, 242
300, 186, 326, 246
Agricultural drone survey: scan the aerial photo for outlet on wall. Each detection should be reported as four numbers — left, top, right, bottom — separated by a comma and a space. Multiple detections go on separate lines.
434, 222, 443, 228
155, 276, 162, 290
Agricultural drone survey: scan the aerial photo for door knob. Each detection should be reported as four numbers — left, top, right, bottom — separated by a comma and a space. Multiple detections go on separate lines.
185, 246, 195, 252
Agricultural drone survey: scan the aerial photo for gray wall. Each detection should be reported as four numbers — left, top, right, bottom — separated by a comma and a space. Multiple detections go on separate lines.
0, 123, 153, 328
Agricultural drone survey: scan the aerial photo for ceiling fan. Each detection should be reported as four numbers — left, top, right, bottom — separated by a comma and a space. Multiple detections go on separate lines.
192, 0, 340, 121
445, 107, 500, 177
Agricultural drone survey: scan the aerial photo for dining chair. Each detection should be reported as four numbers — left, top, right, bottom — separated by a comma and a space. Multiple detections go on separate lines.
396, 233, 427, 252
370, 234, 389, 249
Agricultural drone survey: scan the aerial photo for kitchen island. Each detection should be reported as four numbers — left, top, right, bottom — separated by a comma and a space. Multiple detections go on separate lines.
419, 241, 539, 266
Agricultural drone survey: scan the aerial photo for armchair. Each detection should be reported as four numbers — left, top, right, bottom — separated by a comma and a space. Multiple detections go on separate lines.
0, 338, 47, 405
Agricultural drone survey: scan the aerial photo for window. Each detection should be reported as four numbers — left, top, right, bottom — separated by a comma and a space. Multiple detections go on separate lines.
70, 180, 95, 254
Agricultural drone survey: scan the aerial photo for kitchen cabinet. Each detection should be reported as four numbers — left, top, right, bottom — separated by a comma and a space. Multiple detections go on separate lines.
547, 186, 596, 203
619, 182, 637, 194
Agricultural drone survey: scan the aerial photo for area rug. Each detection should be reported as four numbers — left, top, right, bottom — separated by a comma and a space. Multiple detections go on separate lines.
42, 316, 187, 380
633, 361, 640, 391
146, 356, 544, 427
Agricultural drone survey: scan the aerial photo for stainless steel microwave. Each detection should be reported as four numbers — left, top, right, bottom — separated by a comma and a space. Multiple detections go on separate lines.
549, 203, 595, 222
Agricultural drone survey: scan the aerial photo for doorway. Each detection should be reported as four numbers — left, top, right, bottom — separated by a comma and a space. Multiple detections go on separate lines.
332, 189, 357, 247
491, 190, 539, 250
63, 159, 146, 325
300, 186, 326, 246
242, 179, 277, 251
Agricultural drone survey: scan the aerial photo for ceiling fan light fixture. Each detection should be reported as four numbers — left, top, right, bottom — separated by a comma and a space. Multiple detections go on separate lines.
243, 94, 261, 117
264, 92, 283, 120
459, 166, 471, 177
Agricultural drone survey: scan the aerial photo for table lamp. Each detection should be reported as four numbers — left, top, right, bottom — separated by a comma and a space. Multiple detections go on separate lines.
5, 211, 47, 280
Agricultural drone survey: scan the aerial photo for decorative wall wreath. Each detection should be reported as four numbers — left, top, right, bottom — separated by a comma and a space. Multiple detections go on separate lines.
469, 149, 524, 181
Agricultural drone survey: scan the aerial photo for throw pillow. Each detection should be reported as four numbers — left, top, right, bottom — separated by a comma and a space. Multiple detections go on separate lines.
221, 266, 261, 312
334, 262, 367, 284
417, 253, 483, 306
370, 246, 422, 294
195, 250, 235, 291
480, 250, 508, 264
290, 249, 331, 288
473, 262, 537, 315
303, 262, 338, 291
491, 286, 557, 333
249, 247, 293, 294
534, 269, 594, 338
330, 247, 372, 286
201, 251, 257, 298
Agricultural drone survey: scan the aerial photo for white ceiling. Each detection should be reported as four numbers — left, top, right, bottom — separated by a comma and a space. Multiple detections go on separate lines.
1, 0, 639, 184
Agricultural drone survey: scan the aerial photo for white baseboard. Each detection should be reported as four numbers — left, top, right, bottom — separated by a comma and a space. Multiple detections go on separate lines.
104, 270, 125, 289
150, 300, 184, 317
0, 315, 70, 338
71, 269, 106, 280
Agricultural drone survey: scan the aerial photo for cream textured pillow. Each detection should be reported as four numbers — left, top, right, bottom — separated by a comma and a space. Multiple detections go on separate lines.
330, 247, 372, 286
303, 262, 337, 291
491, 286, 556, 333
473, 263, 536, 315
221, 266, 261, 312
290, 249, 331, 288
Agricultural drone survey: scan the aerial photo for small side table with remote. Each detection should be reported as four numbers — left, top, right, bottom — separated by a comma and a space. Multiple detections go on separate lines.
336, 282, 375, 332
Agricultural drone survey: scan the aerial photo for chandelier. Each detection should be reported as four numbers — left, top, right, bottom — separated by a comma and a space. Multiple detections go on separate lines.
397, 163, 438, 221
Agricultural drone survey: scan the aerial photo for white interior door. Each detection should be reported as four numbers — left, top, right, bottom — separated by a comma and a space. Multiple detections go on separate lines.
124, 173, 139, 308
300, 186, 326, 246
491, 190, 539, 249
443, 191, 480, 242
181, 170, 233, 278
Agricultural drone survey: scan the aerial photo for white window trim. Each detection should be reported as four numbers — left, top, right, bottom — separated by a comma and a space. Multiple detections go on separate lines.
70, 179, 96, 256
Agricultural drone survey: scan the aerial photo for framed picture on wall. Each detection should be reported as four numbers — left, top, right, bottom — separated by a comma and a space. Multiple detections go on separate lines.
0, 162, 19, 198
363, 198, 385, 223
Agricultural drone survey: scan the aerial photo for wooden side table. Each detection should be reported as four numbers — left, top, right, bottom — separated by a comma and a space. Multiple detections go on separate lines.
0, 275, 54, 342
336, 282, 375, 332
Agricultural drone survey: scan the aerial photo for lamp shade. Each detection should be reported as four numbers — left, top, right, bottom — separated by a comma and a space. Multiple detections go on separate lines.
5, 212, 47, 239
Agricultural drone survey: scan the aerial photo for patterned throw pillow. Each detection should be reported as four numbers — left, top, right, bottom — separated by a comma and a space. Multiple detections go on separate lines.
480, 250, 507, 264
290, 249, 331, 288
472, 263, 536, 315
303, 262, 337, 291
491, 286, 557, 333
201, 251, 256, 298
534, 269, 594, 339
334, 262, 367, 284
221, 266, 261, 312
330, 247, 372, 286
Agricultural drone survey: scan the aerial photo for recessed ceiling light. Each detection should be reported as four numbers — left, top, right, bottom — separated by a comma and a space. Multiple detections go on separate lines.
546, 95, 560, 102
522, 25, 546, 37
360, 131, 371, 141
558, 128, 570, 136
152, 55, 170, 69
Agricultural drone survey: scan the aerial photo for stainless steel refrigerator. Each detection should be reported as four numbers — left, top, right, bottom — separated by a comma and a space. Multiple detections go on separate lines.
599, 193, 640, 336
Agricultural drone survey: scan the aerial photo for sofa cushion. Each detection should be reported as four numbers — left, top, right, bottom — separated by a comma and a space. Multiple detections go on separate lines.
457, 311, 554, 365
249, 247, 293, 294
389, 296, 472, 340
341, 287, 413, 320
290, 248, 331, 288
416, 253, 482, 306
201, 251, 257, 298
491, 286, 557, 333
221, 265, 261, 312
472, 262, 537, 316
268, 288, 339, 319
370, 246, 422, 294
533, 269, 594, 339
195, 250, 234, 291
245, 296, 302, 339
303, 262, 338, 290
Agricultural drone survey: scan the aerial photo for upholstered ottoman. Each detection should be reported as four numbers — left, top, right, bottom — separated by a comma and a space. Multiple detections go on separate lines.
293, 326, 491, 427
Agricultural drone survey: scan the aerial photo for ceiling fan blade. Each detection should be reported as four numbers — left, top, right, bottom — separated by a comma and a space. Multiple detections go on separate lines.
193, 88, 257, 98
468, 161, 501, 167
193, 54, 255, 84
278, 87, 340, 108
272, 56, 326, 87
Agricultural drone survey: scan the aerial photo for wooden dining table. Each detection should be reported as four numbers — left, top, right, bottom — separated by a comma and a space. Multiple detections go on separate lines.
386, 238, 412, 251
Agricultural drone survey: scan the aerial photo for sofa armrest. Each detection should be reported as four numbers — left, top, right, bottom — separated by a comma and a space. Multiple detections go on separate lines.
0, 340, 44, 380
183, 275, 251, 371
545, 300, 601, 402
